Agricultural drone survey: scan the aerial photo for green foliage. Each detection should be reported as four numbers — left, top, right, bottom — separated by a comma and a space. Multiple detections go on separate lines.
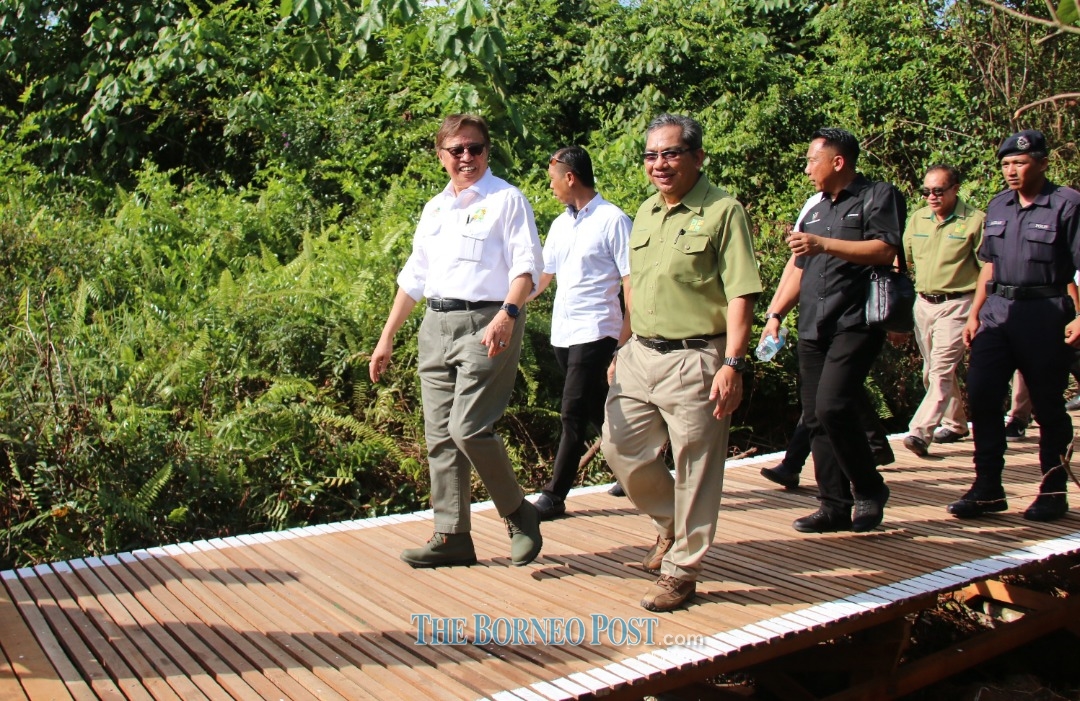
1, 0, 1078, 568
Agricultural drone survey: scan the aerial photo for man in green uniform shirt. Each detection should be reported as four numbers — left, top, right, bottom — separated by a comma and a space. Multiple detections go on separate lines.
601, 113, 761, 612
896, 165, 984, 457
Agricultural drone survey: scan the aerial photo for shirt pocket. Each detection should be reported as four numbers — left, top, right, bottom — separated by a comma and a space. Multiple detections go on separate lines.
629, 228, 651, 272
458, 224, 492, 262
672, 234, 714, 283
981, 221, 1005, 258
1023, 223, 1056, 263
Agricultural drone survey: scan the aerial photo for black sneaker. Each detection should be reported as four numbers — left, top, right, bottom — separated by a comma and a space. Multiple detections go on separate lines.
533, 493, 566, 521
933, 427, 968, 443
1004, 419, 1027, 442
947, 484, 1008, 518
760, 463, 800, 489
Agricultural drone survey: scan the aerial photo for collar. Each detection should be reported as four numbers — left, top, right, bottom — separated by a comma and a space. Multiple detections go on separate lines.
440, 168, 496, 204
649, 173, 711, 214
921, 198, 973, 224
1002, 181, 1054, 208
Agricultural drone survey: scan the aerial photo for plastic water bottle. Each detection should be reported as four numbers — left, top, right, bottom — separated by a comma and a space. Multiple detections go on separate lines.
755, 327, 788, 362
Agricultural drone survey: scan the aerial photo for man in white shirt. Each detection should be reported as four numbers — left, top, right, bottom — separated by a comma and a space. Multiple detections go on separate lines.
531, 146, 631, 520
369, 114, 545, 568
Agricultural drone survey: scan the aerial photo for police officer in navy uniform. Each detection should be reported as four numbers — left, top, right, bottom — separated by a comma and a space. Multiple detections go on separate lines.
948, 129, 1080, 522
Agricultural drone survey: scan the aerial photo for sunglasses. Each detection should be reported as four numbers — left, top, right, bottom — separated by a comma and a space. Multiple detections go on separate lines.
441, 143, 486, 158
643, 148, 690, 163
920, 186, 952, 198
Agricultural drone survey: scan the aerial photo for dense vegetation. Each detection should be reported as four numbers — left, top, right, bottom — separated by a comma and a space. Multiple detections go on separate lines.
1, 0, 1077, 569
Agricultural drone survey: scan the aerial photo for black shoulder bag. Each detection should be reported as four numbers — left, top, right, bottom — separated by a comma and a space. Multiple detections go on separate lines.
863, 183, 915, 333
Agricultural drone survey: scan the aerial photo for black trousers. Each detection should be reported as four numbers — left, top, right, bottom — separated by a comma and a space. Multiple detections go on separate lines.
799, 327, 888, 513
544, 337, 619, 498
782, 391, 889, 473
967, 296, 1074, 490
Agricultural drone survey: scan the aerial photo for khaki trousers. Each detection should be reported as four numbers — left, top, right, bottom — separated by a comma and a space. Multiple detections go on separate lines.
602, 336, 730, 581
418, 306, 525, 533
908, 294, 972, 442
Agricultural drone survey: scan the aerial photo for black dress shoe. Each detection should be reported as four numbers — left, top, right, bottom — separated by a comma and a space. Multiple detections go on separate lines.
793, 509, 852, 533
873, 444, 895, 466
608, 481, 626, 497
852, 484, 890, 532
1023, 493, 1068, 522
947, 484, 1008, 519
903, 435, 929, 458
760, 464, 800, 489
534, 492, 566, 520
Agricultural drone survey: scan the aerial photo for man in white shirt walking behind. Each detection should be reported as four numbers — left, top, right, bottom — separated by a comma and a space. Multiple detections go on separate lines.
532, 146, 632, 519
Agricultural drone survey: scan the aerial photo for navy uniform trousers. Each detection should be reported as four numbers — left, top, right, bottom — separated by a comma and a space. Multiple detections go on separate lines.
967, 295, 1074, 491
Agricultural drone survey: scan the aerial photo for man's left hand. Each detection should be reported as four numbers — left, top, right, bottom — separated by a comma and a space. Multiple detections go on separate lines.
1065, 317, 1080, 347
709, 367, 743, 419
481, 311, 515, 358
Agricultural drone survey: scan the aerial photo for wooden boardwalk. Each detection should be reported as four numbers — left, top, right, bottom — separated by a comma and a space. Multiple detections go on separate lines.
2, 433, 1079, 700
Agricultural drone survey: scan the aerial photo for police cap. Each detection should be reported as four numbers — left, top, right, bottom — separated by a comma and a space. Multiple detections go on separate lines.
996, 129, 1047, 160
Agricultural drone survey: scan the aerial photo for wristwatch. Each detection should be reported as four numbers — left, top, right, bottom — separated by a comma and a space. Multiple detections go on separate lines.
723, 356, 749, 373
500, 303, 520, 318
765, 312, 784, 322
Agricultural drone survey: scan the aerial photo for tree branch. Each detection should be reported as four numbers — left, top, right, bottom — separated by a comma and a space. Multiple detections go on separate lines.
1013, 92, 1080, 119
977, 0, 1080, 36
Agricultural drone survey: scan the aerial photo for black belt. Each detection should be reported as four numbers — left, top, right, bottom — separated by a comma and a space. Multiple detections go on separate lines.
427, 298, 501, 312
637, 334, 722, 353
987, 282, 1068, 301
919, 291, 971, 304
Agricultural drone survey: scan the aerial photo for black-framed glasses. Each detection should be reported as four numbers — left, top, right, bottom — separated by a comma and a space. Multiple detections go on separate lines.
643, 148, 690, 163
920, 186, 952, 198
441, 143, 486, 158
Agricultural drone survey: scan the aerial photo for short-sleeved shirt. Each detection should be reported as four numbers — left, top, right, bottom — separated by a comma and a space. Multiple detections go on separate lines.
628, 174, 762, 340
977, 181, 1080, 331
397, 168, 542, 303
903, 198, 984, 294
795, 175, 904, 340
543, 194, 631, 347
978, 181, 1080, 286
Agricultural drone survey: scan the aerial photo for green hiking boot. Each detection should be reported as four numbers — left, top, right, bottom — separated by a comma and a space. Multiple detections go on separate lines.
505, 499, 543, 566
400, 532, 477, 568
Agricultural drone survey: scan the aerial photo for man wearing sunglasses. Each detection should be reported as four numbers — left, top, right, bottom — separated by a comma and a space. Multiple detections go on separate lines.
601, 114, 761, 612
369, 114, 545, 567
896, 166, 984, 458
529, 146, 632, 520
948, 129, 1080, 522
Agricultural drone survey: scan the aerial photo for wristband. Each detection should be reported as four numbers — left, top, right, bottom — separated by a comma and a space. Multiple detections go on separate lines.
765, 312, 784, 322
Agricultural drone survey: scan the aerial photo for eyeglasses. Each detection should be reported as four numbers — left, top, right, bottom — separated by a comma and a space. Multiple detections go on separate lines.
920, 186, 953, 198
643, 148, 690, 163
441, 143, 486, 158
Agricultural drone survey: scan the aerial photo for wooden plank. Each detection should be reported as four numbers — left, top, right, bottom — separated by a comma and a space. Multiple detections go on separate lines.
14, 568, 128, 701
0, 577, 67, 701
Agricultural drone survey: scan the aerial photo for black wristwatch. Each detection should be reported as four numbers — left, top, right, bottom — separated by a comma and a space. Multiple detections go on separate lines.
500, 303, 520, 318
723, 356, 749, 373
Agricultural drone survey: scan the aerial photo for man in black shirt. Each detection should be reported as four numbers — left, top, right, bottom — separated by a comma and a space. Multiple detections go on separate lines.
760, 128, 903, 533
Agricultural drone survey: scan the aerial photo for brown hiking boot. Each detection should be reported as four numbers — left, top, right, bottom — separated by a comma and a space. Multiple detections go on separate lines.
641, 574, 696, 612
642, 534, 674, 573
400, 532, 477, 568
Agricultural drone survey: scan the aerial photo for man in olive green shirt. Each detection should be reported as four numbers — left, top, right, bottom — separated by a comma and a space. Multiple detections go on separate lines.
601, 113, 761, 612
898, 165, 984, 457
